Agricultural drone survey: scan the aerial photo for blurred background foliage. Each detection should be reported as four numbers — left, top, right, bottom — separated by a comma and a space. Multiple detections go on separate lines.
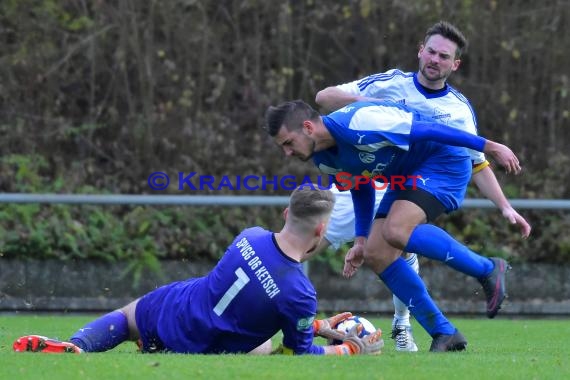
0, 0, 569, 269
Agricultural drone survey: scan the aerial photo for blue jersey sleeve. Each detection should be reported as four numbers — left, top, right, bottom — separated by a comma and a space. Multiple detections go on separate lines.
350, 182, 376, 238
410, 120, 486, 152
279, 288, 325, 355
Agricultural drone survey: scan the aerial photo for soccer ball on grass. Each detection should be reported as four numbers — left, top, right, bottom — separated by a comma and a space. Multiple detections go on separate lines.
331, 315, 377, 344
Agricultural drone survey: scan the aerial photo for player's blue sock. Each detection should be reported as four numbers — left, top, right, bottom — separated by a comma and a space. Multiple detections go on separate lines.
392, 253, 419, 326
380, 257, 455, 336
404, 224, 494, 278
69, 310, 129, 352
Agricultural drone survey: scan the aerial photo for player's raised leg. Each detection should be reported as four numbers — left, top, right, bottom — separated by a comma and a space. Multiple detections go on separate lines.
383, 175, 510, 319
403, 223, 510, 318
363, 220, 467, 352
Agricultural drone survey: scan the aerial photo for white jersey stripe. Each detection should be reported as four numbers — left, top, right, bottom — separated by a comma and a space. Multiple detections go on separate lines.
337, 69, 485, 165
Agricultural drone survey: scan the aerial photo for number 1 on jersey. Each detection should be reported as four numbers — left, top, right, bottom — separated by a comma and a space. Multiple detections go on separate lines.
213, 267, 250, 316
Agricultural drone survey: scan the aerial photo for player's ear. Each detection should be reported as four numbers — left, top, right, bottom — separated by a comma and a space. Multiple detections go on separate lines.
315, 220, 327, 237
452, 58, 461, 72
417, 44, 424, 58
302, 120, 314, 135
283, 207, 289, 221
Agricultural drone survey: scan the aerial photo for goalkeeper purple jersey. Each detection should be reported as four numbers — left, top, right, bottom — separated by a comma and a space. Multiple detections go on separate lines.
135, 226, 325, 354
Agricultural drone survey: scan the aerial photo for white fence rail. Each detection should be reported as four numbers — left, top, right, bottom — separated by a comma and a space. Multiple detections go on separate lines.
2, 193, 569, 315
1, 193, 570, 209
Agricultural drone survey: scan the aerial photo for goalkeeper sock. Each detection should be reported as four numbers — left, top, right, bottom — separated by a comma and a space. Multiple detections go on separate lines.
404, 224, 493, 278
392, 253, 419, 327
70, 310, 129, 352
380, 257, 455, 337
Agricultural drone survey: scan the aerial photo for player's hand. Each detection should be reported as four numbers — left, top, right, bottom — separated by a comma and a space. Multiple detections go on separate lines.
343, 239, 366, 278
313, 312, 353, 341
484, 141, 522, 174
336, 324, 384, 355
501, 206, 532, 238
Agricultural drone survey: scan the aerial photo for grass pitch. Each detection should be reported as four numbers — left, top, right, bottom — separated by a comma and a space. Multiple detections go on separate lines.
1, 314, 568, 380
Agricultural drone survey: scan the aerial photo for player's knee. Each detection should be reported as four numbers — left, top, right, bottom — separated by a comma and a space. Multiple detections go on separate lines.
364, 247, 398, 273
364, 250, 380, 269
382, 222, 408, 249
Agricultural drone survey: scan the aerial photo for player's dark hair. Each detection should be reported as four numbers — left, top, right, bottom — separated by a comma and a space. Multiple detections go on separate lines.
263, 100, 320, 137
288, 185, 335, 222
424, 21, 468, 58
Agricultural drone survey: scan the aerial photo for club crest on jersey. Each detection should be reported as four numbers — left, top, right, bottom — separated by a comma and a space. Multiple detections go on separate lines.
432, 107, 451, 124
296, 316, 315, 331
359, 152, 376, 164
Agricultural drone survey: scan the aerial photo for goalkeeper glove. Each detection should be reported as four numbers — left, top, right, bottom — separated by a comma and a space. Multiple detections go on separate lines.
334, 324, 384, 355
313, 312, 352, 341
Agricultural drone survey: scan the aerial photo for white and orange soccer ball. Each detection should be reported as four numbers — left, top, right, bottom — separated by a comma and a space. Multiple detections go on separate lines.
332, 315, 377, 344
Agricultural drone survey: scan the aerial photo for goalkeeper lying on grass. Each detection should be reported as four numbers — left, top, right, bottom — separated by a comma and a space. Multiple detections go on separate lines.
13, 184, 382, 356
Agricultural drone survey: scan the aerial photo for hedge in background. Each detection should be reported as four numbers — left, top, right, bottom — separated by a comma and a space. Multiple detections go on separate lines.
1, 1, 569, 266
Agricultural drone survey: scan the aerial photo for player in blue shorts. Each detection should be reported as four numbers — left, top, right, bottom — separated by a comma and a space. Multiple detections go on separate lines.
13, 185, 383, 356
314, 21, 531, 351
264, 99, 522, 351
307, 186, 421, 352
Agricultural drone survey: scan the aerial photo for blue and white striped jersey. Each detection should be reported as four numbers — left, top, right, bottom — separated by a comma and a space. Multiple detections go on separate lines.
313, 101, 471, 237
336, 69, 485, 165
315, 100, 432, 180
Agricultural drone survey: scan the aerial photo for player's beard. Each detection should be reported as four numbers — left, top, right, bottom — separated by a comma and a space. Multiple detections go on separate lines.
419, 62, 451, 86
298, 140, 316, 162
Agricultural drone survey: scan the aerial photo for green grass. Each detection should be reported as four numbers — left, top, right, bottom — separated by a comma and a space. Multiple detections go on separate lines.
1, 314, 569, 380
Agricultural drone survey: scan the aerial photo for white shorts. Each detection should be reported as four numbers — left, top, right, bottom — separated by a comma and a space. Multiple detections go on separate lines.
324, 186, 386, 249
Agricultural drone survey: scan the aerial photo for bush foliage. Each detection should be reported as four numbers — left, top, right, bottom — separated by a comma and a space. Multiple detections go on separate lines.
0, 0, 569, 267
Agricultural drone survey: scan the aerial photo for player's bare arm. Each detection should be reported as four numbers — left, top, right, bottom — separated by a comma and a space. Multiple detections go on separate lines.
316, 87, 380, 113
482, 140, 522, 174
472, 166, 532, 238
